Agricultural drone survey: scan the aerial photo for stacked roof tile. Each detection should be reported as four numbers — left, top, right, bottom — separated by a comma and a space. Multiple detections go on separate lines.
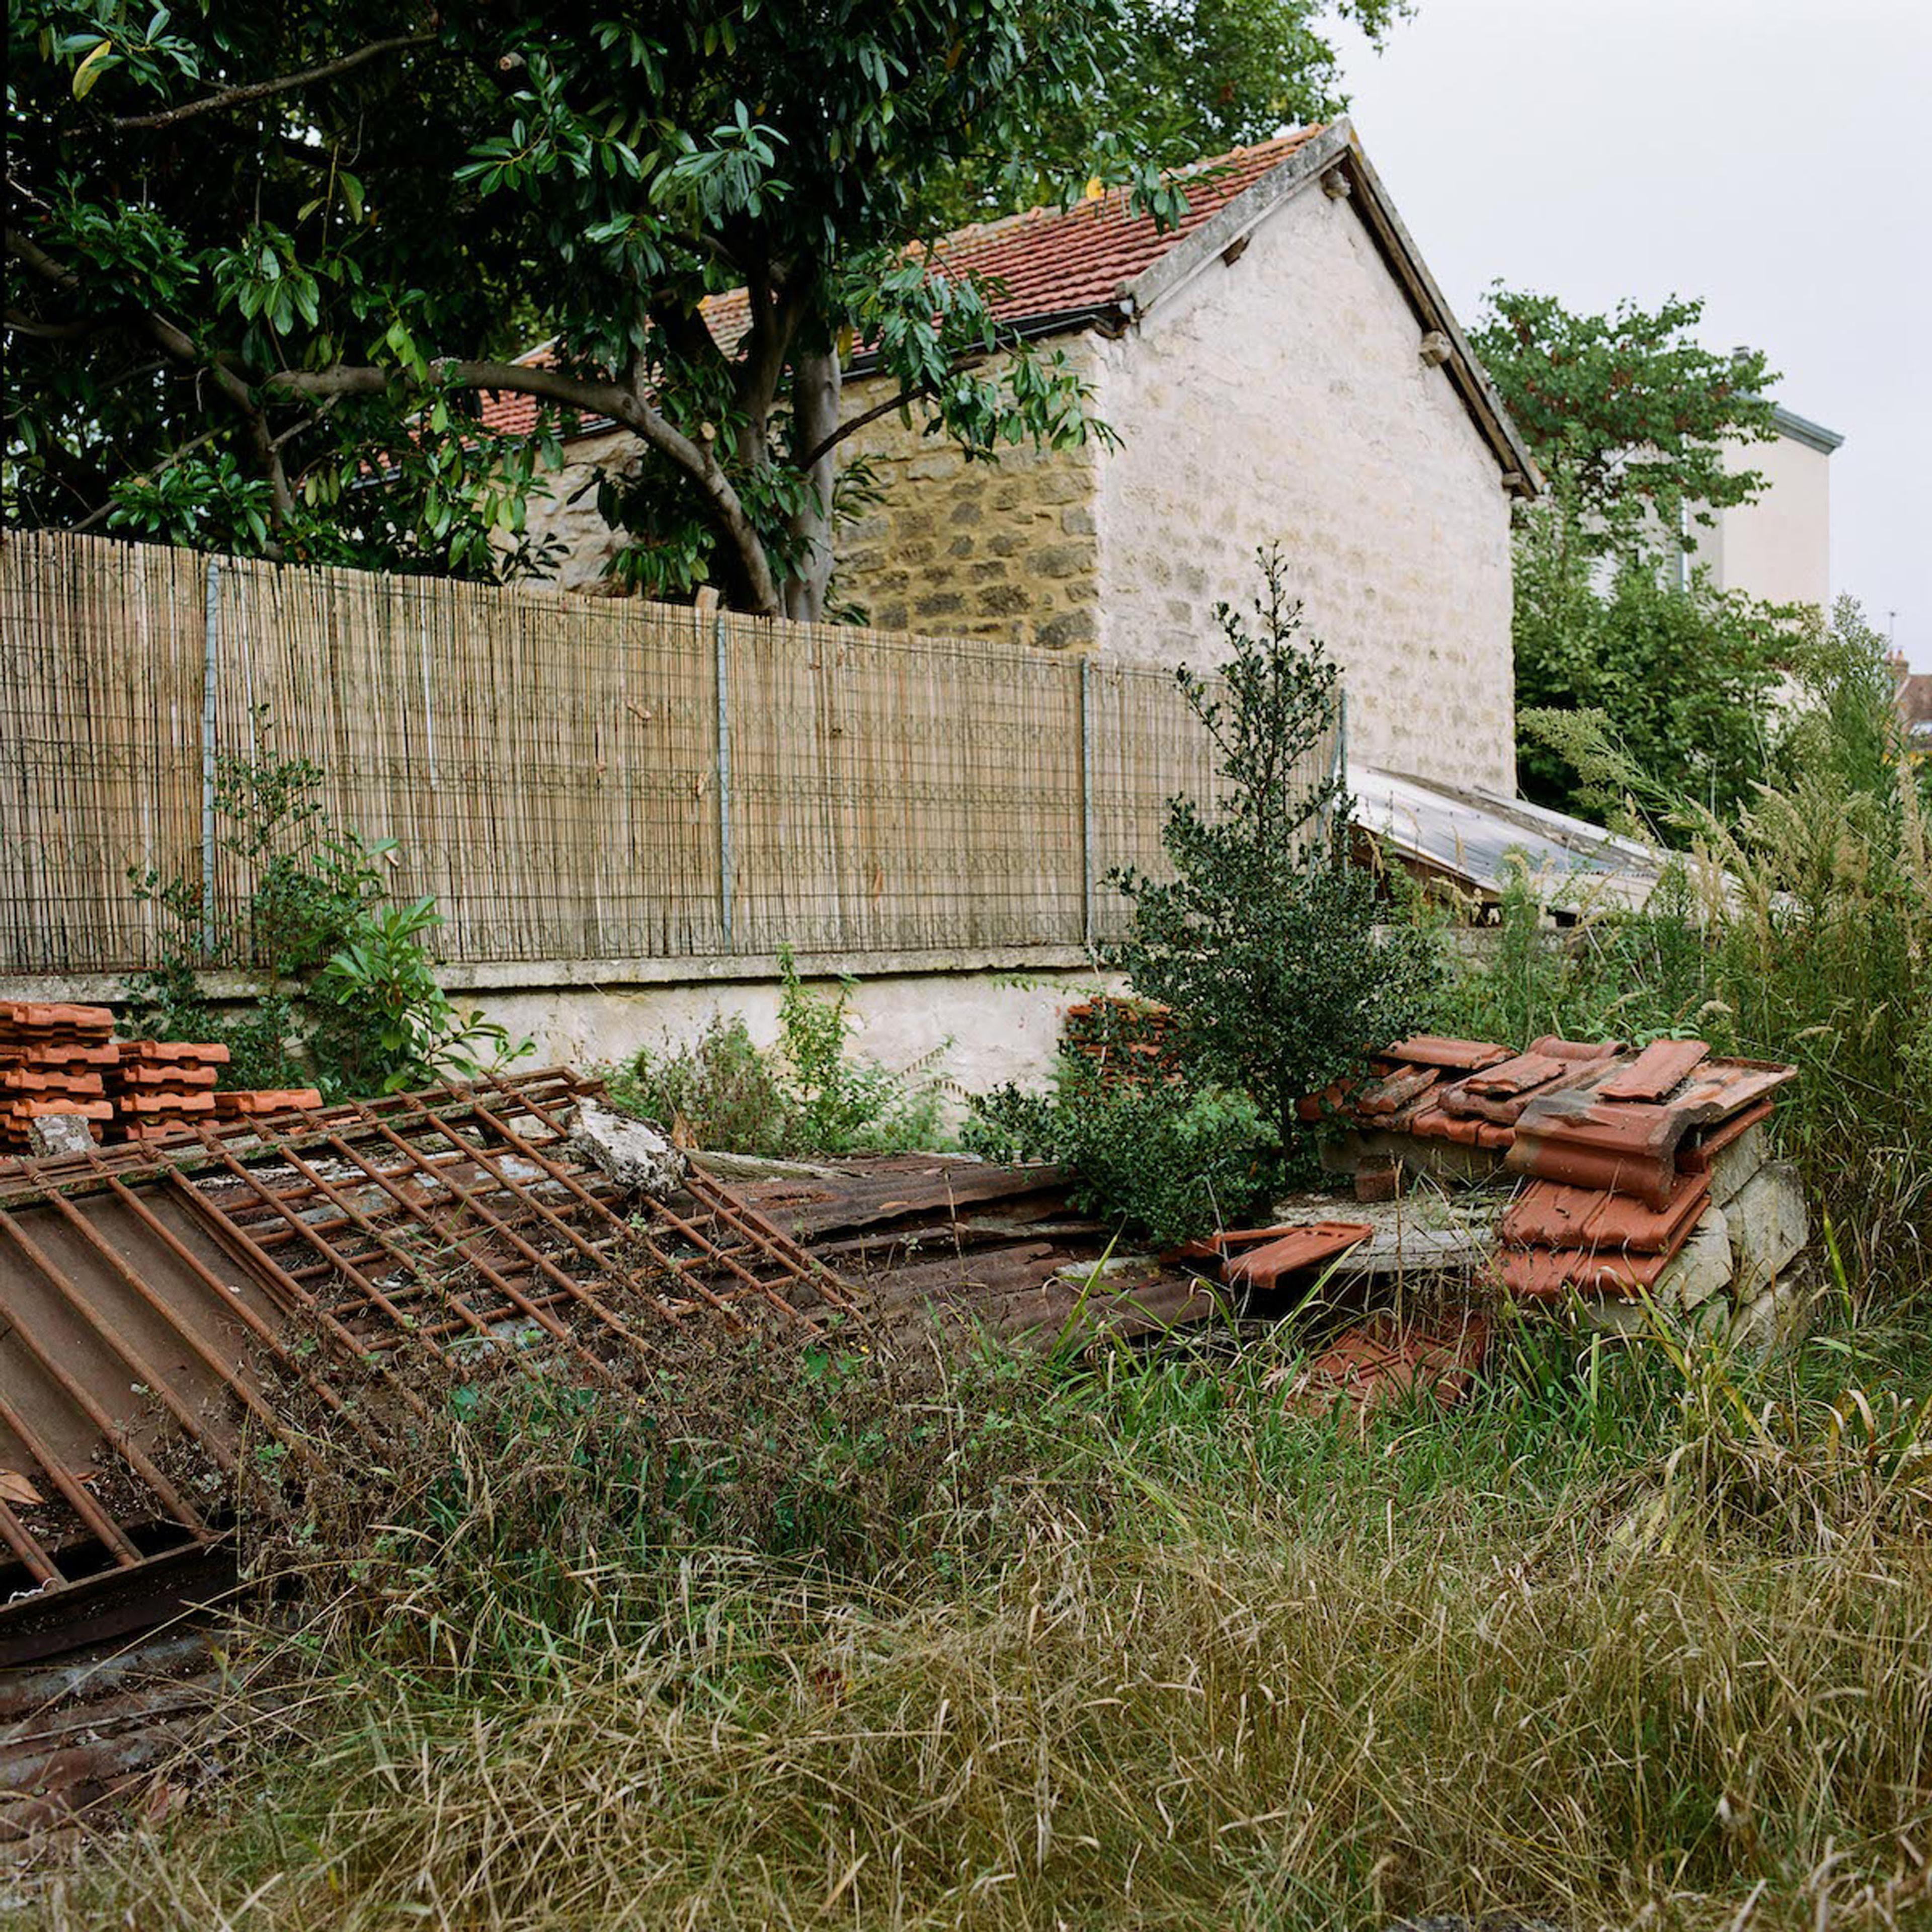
0, 1004, 320, 1154
1346, 1034, 1798, 1303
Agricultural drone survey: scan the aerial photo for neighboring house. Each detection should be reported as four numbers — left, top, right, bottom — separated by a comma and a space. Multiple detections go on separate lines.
494, 121, 1540, 791
1691, 401, 1843, 612
1892, 655, 1932, 749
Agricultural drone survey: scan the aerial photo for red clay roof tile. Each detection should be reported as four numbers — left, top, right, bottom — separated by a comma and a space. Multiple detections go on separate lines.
1383, 1036, 1514, 1072
478, 131, 1327, 444
1223, 1220, 1373, 1292
1500, 1172, 1711, 1257
1599, 1039, 1711, 1102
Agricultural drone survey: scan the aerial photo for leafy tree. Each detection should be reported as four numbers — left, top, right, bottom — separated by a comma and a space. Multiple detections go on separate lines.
1470, 288, 1801, 817
5, 1, 1195, 616
1511, 470, 1787, 819
1107, 547, 1438, 1150
946, 0, 1412, 223
1470, 288, 1779, 552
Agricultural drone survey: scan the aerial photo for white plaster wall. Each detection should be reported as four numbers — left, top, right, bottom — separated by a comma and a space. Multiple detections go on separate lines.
1699, 431, 1833, 612
1091, 184, 1517, 790
466, 965, 1114, 1126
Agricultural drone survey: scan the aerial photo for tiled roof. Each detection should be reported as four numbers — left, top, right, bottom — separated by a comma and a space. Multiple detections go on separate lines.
472, 129, 1327, 443
1898, 671, 1932, 735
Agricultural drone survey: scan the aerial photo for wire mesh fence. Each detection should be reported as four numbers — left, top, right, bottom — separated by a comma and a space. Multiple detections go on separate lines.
0, 530, 1339, 977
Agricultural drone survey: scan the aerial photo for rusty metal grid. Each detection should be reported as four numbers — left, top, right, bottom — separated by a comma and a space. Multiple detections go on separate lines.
0, 1069, 853, 1664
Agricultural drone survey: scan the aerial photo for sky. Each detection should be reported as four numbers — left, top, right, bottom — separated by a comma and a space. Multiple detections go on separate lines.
1327, 0, 1932, 669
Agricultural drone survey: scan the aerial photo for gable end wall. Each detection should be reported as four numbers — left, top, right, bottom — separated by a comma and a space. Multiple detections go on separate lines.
1093, 183, 1516, 790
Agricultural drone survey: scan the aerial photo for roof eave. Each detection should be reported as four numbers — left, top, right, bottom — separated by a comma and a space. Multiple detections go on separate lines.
1771, 404, 1844, 455
1107, 118, 1541, 498
1329, 124, 1543, 497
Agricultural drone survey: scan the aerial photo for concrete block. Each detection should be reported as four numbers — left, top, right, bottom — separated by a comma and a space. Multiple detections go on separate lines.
1704, 1120, 1772, 1209
1651, 1205, 1734, 1315
566, 1099, 687, 1200
1728, 1268, 1813, 1356
1725, 1159, 1808, 1296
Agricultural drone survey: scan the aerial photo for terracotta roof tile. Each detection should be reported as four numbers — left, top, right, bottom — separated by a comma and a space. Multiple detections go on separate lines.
1500, 1172, 1711, 1257
474, 130, 1327, 444
1222, 1220, 1373, 1292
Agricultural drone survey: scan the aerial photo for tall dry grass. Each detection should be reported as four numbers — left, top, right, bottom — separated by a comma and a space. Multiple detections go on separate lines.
35, 1326, 1932, 1932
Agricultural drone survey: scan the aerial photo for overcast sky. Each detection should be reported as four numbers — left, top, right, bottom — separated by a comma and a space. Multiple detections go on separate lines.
1328, 0, 1931, 669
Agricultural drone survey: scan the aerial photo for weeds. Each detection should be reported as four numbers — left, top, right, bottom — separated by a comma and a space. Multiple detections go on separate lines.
46, 1315, 1932, 1931
123, 722, 527, 1097
607, 946, 947, 1156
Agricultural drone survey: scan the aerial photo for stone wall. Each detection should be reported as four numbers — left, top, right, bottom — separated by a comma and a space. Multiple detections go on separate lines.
514, 382, 1107, 654
1091, 182, 1517, 790
518, 425, 640, 594
830, 352, 1105, 651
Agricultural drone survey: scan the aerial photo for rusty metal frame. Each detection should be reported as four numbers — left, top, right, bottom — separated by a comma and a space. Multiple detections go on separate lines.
1, 1069, 850, 1665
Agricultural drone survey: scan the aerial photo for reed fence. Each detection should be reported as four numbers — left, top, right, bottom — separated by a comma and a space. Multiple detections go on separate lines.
1, 530, 1339, 978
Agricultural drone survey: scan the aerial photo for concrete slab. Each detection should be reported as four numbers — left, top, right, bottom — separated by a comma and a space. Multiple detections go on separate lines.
1726, 1159, 1809, 1296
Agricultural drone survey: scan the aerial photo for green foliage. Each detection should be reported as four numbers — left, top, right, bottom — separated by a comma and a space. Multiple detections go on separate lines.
123, 726, 528, 1098
1107, 548, 1438, 1147
940, 0, 1412, 223
965, 1054, 1274, 1244
4, 0, 1197, 617
1470, 288, 1803, 818
1471, 287, 1778, 547
1429, 627, 1932, 1312
64, 1299, 1932, 1930
1511, 480, 1789, 816
608, 949, 945, 1158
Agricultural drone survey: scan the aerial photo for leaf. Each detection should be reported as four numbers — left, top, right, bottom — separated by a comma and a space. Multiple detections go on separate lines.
72, 39, 115, 98
0, 1468, 43, 1506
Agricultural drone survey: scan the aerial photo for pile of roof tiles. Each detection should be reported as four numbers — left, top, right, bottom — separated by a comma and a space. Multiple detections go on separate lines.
0, 1004, 116, 1153
1342, 1033, 1806, 1328
0, 1001, 320, 1154
1062, 996, 1181, 1089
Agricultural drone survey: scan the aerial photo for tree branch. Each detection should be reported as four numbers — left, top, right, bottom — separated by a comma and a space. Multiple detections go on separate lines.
108, 30, 439, 133
800, 357, 987, 470
266, 357, 782, 614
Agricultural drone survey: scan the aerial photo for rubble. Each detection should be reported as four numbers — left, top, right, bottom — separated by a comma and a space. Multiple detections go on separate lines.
566, 1098, 689, 1198
1326, 1032, 1810, 1344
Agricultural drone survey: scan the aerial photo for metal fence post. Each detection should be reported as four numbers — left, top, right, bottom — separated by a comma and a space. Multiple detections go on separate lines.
200, 557, 221, 956
1079, 654, 1095, 950
713, 611, 734, 950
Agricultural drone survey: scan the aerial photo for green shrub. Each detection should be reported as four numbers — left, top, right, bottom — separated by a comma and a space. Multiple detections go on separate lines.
1107, 548, 1438, 1150
965, 1051, 1273, 1245
123, 723, 527, 1098
609, 947, 946, 1157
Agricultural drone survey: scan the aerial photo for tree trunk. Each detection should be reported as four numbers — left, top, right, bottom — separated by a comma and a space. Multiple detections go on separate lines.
782, 347, 841, 624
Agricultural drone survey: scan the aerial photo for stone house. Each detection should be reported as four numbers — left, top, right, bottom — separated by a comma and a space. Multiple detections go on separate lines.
500, 121, 1539, 791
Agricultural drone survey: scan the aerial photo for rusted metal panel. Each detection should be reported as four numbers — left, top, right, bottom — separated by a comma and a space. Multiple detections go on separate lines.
1500, 1173, 1710, 1257
1, 1069, 849, 1665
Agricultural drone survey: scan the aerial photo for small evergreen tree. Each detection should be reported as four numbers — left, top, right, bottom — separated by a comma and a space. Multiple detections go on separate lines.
1107, 548, 1438, 1151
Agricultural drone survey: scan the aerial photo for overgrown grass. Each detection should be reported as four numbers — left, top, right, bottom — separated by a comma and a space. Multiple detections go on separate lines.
39, 1314, 1932, 1930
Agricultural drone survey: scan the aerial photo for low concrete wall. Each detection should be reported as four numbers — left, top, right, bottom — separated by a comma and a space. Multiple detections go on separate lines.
469, 961, 1114, 1114
1, 948, 1116, 1124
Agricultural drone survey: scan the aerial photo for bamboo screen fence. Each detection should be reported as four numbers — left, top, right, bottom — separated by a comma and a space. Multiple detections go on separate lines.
1, 530, 1340, 977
